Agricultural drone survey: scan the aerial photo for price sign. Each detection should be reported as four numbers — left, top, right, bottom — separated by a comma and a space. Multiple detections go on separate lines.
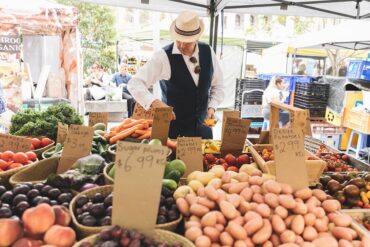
220, 117, 251, 155
151, 107, 173, 145
272, 128, 308, 190
221, 111, 240, 139
176, 137, 202, 176
112, 142, 168, 235
56, 122, 68, 144
0, 133, 32, 152
132, 103, 154, 120
57, 125, 94, 174
258, 131, 270, 144
88, 112, 108, 128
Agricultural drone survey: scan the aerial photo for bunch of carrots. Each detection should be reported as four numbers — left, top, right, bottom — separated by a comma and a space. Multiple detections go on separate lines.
105, 119, 153, 144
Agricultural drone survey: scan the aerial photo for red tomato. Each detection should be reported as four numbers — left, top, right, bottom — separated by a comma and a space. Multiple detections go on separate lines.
13, 152, 29, 165
8, 163, 23, 170
1, 151, 14, 161
0, 159, 8, 170
40, 138, 53, 147
25, 151, 37, 161
31, 138, 41, 149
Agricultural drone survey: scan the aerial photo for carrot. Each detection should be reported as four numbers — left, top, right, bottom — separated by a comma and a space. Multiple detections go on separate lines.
167, 139, 177, 149
131, 133, 140, 138
138, 131, 152, 140
134, 129, 148, 135
109, 124, 144, 144
147, 119, 153, 126
142, 120, 150, 130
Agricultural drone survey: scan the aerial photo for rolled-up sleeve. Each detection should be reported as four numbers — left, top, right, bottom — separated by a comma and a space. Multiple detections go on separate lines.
127, 50, 170, 110
208, 49, 225, 110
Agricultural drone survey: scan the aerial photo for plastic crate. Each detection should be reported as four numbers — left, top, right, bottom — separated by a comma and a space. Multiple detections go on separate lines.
347, 60, 370, 81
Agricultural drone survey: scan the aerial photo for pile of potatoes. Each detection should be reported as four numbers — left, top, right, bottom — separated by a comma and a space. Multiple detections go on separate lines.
175, 168, 370, 247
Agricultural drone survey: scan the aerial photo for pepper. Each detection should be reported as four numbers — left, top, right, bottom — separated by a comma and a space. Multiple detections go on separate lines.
367, 191, 370, 199
361, 191, 369, 205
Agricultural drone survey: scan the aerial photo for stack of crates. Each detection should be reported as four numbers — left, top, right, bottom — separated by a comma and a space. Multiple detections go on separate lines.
293, 81, 329, 118
234, 78, 268, 112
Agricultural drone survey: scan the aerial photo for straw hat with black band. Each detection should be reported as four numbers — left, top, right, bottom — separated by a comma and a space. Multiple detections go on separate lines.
170, 11, 204, 43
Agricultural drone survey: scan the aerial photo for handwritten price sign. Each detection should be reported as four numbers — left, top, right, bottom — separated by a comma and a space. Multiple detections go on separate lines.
88, 112, 108, 127
151, 107, 173, 145
56, 123, 68, 144
0, 133, 32, 152
132, 104, 154, 120
113, 142, 168, 235
221, 117, 250, 155
176, 137, 202, 176
272, 128, 308, 190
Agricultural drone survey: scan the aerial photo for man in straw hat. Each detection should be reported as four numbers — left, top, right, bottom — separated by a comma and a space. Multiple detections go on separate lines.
128, 11, 225, 139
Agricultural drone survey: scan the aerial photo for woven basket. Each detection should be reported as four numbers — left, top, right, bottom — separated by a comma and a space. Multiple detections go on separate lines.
9, 157, 60, 187
33, 141, 55, 159
73, 229, 194, 247
70, 185, 183, 239
103, 163, 114, 185
41, 145, 62, 160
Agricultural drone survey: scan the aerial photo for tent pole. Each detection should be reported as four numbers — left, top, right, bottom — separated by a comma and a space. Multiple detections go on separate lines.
356, 0, 360, 19
213, 14, 219, 52
209, 0, 215, 46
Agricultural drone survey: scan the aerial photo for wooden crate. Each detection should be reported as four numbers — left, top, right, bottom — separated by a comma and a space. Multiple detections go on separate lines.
343, 108, 370, 135
249, 144, 327, 182
340, 209, 370, 236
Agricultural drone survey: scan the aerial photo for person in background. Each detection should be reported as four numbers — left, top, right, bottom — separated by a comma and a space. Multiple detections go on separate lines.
84, 63, 109, 100
127, 10, 225, 139
338, 61, 347, 77
313, 61, 323, 76
262, 77, 290, 128
297, 63, 307, 75
111, 63, 135, 117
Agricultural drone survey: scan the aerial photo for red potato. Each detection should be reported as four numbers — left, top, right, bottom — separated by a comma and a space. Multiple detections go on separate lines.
185, 194, 197, 205
294, 188, 312, 200
302, 226, 318, 241
220, 232, 234, 246
240, 187, 253, 201
215, 211, 226, 225
280, 230, 296, 243
263, 180, 282, 194
279, 195, 297, 209
275, 206, 289, 219
219, 201, 237, 220
322, 200, 341, 213
304, 213, 316, 226
205, 185, 219, 201
262, 240, 273, 247
280, 183, 293, 194
314, 207, 326, 219
251, 185, 262, 194
198, 197, 216, 209
190, 204, 210, 217
271, 214, 286, 234
201, 211, 217, 227
244, 211, 262, 222
231, 216, 245, 226
252, 219, 272, 244
312, 189, 328, 201
229, 182, 249, 194
185, 227, 202, 242
292, 202, 308, 215
203, 227, 220, 242
255, 203, 271, 218
195, 235, 211, 247
252, 193, 264, 204
234, 240, 247, 247
227, 221, 247, 240
270, 234, 281, 246
227, 194, 241, 208
265, 193, 279, 208
244, 217, 263, 236
176, 198, 190, 216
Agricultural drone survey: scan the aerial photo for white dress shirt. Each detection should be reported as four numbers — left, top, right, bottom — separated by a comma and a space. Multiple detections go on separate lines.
127, 43, 225, 110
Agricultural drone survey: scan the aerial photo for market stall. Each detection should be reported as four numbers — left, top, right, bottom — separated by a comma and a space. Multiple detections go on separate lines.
0, 0, 80, 113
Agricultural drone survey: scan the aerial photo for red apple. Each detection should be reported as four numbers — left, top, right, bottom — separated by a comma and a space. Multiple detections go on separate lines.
224, 154, 236, 166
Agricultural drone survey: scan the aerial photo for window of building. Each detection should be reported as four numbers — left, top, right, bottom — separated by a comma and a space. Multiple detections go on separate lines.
235, 14, 241, 29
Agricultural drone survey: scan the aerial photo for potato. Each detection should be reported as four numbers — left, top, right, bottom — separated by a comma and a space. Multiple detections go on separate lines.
300, 242, 316, 247
198, 197, 216, 209
314, 207, 326, 219
285, 215, 295, 228
272, 214, 286, 234
229, 182, 249, 194
185, 221, 201, 230
227, 194, 241, 208
339, 239, 352, 247
239, 201, 251, 215
219, 200, 237, 220
265, 193, 279, 208
255, 203, 271, 218
227, 221, 247, 240
314, 218, 329, 232
352, 240, 362, 247
249, 176, 263, 185
222, 183, 232, 191
304, 213, 316, 226
203, 226, 220, 242
262, 240, 273, 247
332, 227, 353, 241
252, 219, 272, 244
195, 235, 211, 247
252, 193, 265, 204
312, 237, 338, 247
190, 215, 201, 222
216, 189, 226, 204
201, 211, 217, 227
280, 230, 296, 243
196, 172, 216, 185
209, 165, 225, 178
270, 234, 281, 246
176, 198, 190, 216
232, 216, 245, 226
302, 226, 317, 241
244, 211, 262, 222
279, 244, 299, 247
295, 236, 304, 244
312, 189, 328, 201
205, 185, 219, 201
263, 180, 282, 194
188, 180, 205, 193
198, 187, 206, 197
186, 193, 198, 205
240, 187, 253, 202
215, 211, 226, 225
328, 213, 352, 227
235, 172, 249, 182
280, 183, 293, 194
207, 178, 222, 189
215, 224, 224, 232
190, 204, 210, 217
294, 188, 312, 200
221, 172, 232, 183
234, 240, 247, 247
251, 185, 262, 194
275, 206, 289, 219
185, 227, 202, 241
293, 202, 308, 215
244, 217, 263, 236
279, 195, 297, 209
220, 232, 234, 246
361, 234, 370, 247
322, 199, 340, 213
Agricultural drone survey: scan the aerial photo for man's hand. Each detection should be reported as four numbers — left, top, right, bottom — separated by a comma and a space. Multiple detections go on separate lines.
151, 99, 176, 120
207, 107, 216, 119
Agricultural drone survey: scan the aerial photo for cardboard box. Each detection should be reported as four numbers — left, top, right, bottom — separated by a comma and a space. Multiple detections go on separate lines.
343, 108, 370, 135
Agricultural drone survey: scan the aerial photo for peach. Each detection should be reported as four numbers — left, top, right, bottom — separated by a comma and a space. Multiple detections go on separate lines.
22, 203, 55, 234
0, 218, 23, 246
12, 238, 43, 247
53, 206, 71, 226
44, 225, 76, 247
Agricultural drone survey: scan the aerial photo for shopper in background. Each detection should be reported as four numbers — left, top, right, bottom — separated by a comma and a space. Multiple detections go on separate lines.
84, 63, 109, 100
338, 61, 347, 77
111, 63, 135, 117
128, 10, 225, 139
262, 77, 290, 127
297, 63, 307, 75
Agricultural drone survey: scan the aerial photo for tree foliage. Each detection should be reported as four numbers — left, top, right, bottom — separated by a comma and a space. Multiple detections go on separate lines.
58, 0, 117, 74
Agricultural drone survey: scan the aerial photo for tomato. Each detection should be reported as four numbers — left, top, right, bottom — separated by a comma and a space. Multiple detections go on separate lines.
13, 152, 29, 165
8, 163, 23, 170
31, 138, 41, 149
25, 151, 37, 161
1, 151, 14, 161
40, 138, 53, 147
0, 159, 8, 171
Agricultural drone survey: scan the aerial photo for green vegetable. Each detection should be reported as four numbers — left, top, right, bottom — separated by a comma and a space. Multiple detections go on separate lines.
108, 165, 115, 178
10, 103, 83, 140
93, 123, 106, 131
93, 135, 108, 145
72, 154, 105, 174
165, 170, 182, 183
162, 179, 178, 190
94, 130, 106, 137
44, 143, 63, 158
166, 159, 186, 176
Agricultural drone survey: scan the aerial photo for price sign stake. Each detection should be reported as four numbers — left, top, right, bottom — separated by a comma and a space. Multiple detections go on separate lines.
88, 112, 108, 127
220, 117, 251, 156
57, 122, 69, 144
57, 125, 94, 174
176, 137, 202, 176
272, 128, 308, 190
151, 107, 173, 145
0, 133, 32, 152
132, 103, 154, 120
112, 142, 168, 235
221, 111, 240, 139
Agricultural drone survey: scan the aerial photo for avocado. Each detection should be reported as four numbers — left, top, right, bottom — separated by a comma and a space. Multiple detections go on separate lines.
331, 173, 345, 183
327, 180, 343, 194
165, 170, 182, 183
162, 179, 177, 190
334, 190, 346, 204
343, 184, 360, 197
348, 178, 366, 188
320, 175, 331, 186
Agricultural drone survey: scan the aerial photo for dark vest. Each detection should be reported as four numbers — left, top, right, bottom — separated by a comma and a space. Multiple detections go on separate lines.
160, 42, 214, 139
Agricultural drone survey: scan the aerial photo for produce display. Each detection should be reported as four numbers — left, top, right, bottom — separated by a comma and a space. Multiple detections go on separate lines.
92, 128, 110, 161
0, 151, 37, 172
73, 187, 180, 227
10, 103, 83, 140
315, 145, 355, 172
0, 203, 76, 247
46, 154, 106, 191
203, 153, 252, 172
79, 225, 184, 247
202, 140, 249, 154
29, 137, 53, 150
0, 183, 73, 218
311, 171, 370, 209
256, 147, 315, 162
43, 143, 64, 158
174, 168, 369, 246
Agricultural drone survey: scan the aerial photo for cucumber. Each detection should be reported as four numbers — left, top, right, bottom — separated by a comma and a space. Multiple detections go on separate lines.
162, 179, 177, 190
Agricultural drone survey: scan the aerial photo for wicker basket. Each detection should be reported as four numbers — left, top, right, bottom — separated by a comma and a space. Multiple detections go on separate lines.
33, 141, 55, 159
41, 145, 63, 160
340, 209, 370, 236
249, 144, 327, 183
9, 157, 60, 187
103, 163, 114, 185
73, 229, 194, 247
70, 185, 183, 239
